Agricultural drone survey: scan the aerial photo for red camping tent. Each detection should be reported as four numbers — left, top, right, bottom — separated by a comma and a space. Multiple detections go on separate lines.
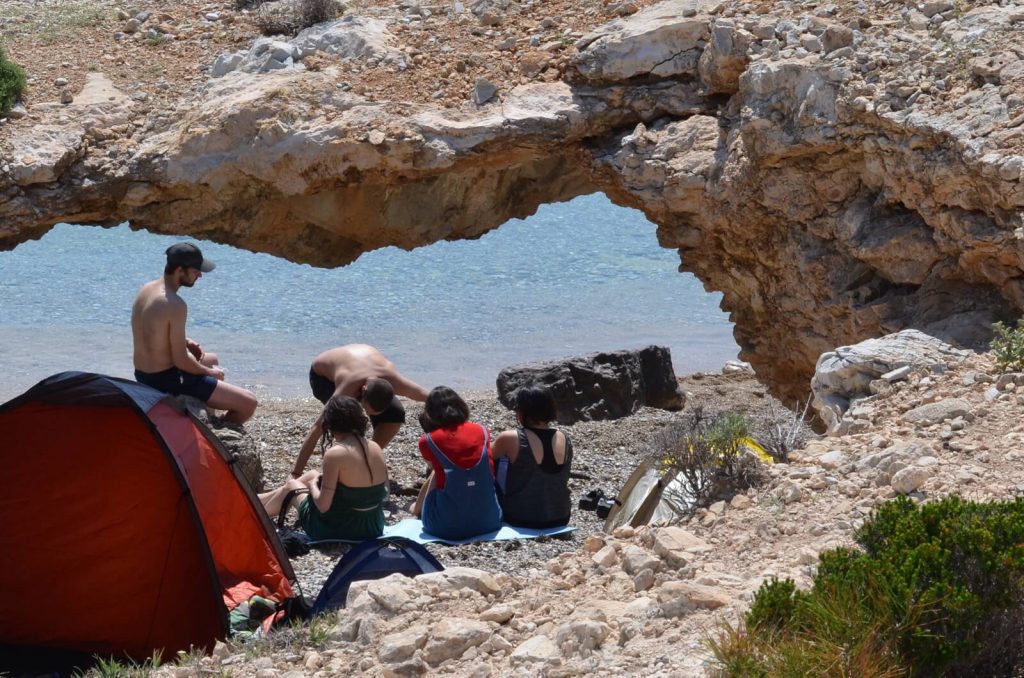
0, 372, 297, 663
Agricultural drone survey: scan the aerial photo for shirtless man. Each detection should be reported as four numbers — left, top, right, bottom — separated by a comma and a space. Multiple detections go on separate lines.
291, 344, 429, 478
131, 242, 258, 423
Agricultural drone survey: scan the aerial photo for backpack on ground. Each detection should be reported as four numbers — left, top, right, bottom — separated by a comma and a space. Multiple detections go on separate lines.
310, 537, 443, 616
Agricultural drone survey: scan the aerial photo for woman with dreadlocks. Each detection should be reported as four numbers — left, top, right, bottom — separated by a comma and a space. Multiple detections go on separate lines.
259, 394, 388, 541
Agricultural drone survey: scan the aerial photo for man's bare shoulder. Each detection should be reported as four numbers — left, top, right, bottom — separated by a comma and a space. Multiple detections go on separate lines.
136, 280, 183, 310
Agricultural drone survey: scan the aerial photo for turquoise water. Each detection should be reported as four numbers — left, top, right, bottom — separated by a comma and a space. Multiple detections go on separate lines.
0, 193, 738, 401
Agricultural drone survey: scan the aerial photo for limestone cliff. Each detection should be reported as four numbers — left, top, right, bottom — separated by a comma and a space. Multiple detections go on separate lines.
1, 0, 1022, 402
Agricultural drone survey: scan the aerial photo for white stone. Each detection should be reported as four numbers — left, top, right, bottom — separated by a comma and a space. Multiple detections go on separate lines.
890, 466, 931, 494
416, 567, 501, 595
511, 634, 561, 664
652, 526, 710, 568
621, 545, 660, 574
479, 603, 515, 623
366, 576, 412, 612
657, 581, 731, 609
378, 625, 428, 663
818, 450, 847, 469
421, 618, 491, 664
592, 544, 618, 568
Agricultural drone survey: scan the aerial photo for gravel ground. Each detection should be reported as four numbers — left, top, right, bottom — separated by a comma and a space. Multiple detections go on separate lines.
242, 372, 792, 597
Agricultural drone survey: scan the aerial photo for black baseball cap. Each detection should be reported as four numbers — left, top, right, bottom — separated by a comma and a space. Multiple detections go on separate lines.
166, 242, 215, 272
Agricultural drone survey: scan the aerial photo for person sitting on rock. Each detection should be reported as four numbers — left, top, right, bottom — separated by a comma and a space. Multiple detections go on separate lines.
491, 385, 573, 528
411, 386, 502, 539
259, 394, 388, 542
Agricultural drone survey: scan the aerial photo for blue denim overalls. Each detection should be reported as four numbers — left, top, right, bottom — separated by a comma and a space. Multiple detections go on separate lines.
422, 425, 503, 539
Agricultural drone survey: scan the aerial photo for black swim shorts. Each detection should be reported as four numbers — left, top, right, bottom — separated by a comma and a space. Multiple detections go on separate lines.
135, 367, 218, 402
309, 367, 335, 404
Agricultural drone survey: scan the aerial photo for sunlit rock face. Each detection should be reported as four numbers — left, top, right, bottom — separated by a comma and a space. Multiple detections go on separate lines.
2, 0, 1022, 403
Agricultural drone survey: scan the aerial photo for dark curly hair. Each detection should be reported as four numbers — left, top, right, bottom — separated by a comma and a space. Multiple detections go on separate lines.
418, 385, 470, 432
318, 394, 369, 455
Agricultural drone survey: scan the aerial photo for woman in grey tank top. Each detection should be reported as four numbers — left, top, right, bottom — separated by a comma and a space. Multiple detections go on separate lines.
491, 385, 573, 528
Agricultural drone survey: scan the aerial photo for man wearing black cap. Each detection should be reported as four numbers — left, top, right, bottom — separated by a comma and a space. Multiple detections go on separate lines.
131, 242, 258, 423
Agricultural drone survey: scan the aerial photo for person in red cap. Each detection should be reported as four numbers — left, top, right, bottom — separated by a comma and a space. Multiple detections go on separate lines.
131, 242, 258, 423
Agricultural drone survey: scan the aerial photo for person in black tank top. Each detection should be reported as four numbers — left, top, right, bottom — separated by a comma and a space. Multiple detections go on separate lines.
491, 385, 573, 528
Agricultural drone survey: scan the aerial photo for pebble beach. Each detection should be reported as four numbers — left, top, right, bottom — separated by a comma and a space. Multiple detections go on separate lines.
243, 371, 785, 596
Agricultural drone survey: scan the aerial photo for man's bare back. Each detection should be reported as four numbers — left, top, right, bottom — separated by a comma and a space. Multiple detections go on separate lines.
312, 344, 421, 399
131, 279, 185, 373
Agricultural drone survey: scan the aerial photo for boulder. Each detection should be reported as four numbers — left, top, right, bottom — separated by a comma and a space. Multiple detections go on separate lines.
811, 330, 969, 433
903, 398, 971, 426
415, 567, 502, 595
496, 345, 685, 424
572, 0, 711, 82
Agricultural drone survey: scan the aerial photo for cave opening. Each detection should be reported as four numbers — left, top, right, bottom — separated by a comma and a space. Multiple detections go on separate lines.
0, 192, 738, 401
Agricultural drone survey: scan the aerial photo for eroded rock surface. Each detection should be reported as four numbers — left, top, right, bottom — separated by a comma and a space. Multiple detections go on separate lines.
2, 0, 1023, 402
496, 345, 686, 424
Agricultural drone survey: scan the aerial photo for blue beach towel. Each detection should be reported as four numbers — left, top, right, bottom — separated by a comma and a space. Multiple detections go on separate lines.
294, 519, 575, 548
382, 518, 575, 545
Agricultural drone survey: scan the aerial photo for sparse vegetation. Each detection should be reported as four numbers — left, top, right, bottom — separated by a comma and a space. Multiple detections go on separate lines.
709, 496, 1024, 677
758, 398, 811, 463
651, 408, 767, 515
0, 44, 26, 113
79, 650, 163, 678
7, 1, 110, 45
253, 0, 342, 36
990, 319, 1024, 372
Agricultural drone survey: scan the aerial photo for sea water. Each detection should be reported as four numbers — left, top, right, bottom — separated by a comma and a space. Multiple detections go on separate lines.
0, 192, 738, 401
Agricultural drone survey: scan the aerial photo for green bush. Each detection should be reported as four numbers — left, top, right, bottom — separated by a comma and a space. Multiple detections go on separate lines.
710, 496, 1024, 677
991, 319, 1024, 372
0, 45, 27, 114
746, 578, 801, 632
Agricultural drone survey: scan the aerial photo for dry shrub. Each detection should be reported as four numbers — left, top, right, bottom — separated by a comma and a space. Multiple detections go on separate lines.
758, 397, 811, 463
253, 0, 341, 36
651, 407, 767, 516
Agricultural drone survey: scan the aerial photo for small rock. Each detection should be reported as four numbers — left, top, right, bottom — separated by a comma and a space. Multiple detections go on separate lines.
890, 466, 930, 494
729, 494, 751, 510
510, 635, 561, 665
473, 78, 498, 105
612, 525, 635, 539
592, 544, 618, 568
479, 603, 515, 623
633, 568, 655, 592
378, 625, 428, 663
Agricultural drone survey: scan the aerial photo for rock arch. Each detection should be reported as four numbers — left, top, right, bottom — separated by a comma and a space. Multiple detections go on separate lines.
2, 0, 1022, 403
